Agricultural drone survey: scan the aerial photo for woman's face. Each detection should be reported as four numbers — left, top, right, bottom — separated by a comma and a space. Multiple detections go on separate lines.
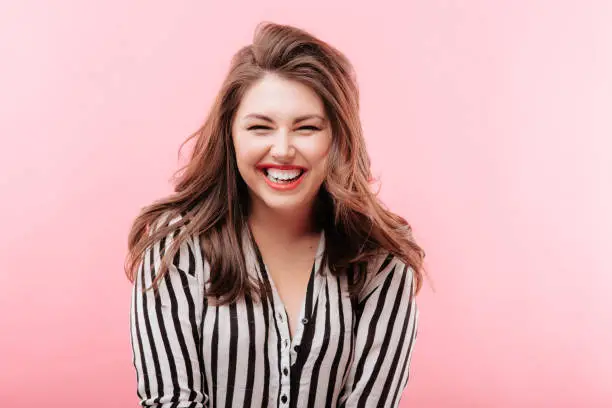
232, 73, 332, 217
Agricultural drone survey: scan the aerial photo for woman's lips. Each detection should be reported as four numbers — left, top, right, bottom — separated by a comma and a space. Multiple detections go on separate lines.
256, 164, 307, 171
259, 168, 307, 191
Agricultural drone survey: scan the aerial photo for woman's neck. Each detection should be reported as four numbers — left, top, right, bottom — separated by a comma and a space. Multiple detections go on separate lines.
247, 203, 320, 244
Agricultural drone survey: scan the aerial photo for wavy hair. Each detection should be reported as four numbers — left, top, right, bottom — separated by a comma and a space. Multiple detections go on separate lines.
125, 21, 427, 305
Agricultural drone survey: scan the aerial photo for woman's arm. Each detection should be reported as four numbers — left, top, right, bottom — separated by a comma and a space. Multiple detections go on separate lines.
130, 225, 209, 407
338, 255, 419, 408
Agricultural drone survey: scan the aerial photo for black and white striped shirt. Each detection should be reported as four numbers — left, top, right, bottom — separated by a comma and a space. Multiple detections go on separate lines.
130, 217, 419, 408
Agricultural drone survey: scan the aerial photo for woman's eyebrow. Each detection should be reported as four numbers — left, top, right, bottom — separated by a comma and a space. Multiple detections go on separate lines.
294, 114, 327, 123
243, 113, 327, 123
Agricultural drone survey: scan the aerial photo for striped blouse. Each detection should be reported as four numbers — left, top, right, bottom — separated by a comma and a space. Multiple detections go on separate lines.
130, 216, 419, 408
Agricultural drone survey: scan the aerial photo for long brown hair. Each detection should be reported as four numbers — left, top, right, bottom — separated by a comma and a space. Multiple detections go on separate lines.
125, 21, 427, 305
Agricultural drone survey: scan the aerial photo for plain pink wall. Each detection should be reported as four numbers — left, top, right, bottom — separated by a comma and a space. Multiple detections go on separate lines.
1, 1, 610, 406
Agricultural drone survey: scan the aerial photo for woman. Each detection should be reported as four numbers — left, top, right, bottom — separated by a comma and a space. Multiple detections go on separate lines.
126, 21, 426, 408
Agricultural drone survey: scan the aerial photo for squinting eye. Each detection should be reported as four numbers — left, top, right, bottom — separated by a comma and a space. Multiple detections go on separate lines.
247, 125, 320, 132
247, 125, 270, 131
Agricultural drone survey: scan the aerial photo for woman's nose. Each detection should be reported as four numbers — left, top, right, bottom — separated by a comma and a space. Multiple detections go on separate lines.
270, 129, 295, 159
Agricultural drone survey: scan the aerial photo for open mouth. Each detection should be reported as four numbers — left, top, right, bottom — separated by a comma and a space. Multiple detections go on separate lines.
261, 168, 305, 184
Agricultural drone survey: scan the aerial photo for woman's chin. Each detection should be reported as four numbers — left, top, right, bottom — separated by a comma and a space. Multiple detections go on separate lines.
262, 198, 305, 213
246, 180, 322, 216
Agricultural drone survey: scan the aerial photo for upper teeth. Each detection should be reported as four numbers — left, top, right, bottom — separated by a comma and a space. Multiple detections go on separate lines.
266, 168, 302, 180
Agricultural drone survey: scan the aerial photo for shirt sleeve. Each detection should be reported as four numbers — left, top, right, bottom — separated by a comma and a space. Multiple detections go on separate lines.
129, 219, 209, 407
338, 254, 419, 408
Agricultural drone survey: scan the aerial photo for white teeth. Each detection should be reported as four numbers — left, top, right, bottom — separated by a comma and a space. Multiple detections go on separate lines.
265, 168, 303, 180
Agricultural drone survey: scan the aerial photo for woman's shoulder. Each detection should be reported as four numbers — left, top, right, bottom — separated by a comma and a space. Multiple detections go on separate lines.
147, 210, 199, 247
358, 250, 415, 301
365, 250, 413, 276
146, 210, 204, 277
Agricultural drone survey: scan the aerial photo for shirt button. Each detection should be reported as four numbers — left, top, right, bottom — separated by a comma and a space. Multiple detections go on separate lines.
284, 339, 289, 348
283, 367, 289, 376
301, 317, 308, 324
278, 313, 284, 322
293, 344, 299, 352
281, 394, 288, 404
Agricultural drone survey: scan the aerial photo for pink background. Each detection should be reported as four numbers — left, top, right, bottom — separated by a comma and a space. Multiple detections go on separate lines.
1, 1, 610, 406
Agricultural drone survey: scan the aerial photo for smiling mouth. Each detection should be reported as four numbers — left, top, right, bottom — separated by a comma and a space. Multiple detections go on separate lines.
260, 168, 306, 183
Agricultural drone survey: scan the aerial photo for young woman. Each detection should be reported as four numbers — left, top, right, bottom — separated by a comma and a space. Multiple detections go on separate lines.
126, 22, 426, 408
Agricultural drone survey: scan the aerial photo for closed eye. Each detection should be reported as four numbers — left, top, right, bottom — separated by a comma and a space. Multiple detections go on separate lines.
247, 125, 321, 131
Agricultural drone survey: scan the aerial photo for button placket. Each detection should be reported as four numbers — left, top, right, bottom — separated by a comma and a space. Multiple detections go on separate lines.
272, 298, 292, 388
259, 251, 324, 403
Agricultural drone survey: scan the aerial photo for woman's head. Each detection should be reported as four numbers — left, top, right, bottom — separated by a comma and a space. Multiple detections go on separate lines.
212, 22, 371, 221
231, 72, 332, 219
126, 22, 426, 305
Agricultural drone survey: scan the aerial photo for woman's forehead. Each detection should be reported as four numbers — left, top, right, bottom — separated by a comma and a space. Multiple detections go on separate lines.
236, 75, 326, 120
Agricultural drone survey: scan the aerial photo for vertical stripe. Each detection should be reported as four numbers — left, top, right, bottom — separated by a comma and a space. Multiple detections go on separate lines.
224, 301, 239, 407
304, 262, 315, 316
131, 262, 148, 400
242, 295, 257, 408
183, 237, 206, 395
142, 246, 164, 404
211, 305, 219, 408
259, 291, 271, 408
307, 278, 332, 408
336, 264, 358, 405
194, 234, 210, 402
152, 236, 181, 400
199, 297, 209, 401
267, 278, 284, 408
325, 275, 347, 407
251, 235, 272, 408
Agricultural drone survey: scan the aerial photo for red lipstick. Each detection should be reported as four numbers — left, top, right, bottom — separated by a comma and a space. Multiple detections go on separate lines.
256, 164, 307, 191
255, 164, 307, 171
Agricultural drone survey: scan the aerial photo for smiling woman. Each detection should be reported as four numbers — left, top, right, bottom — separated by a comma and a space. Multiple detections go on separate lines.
125, 21, 426, 408
232, 74, 332, 211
